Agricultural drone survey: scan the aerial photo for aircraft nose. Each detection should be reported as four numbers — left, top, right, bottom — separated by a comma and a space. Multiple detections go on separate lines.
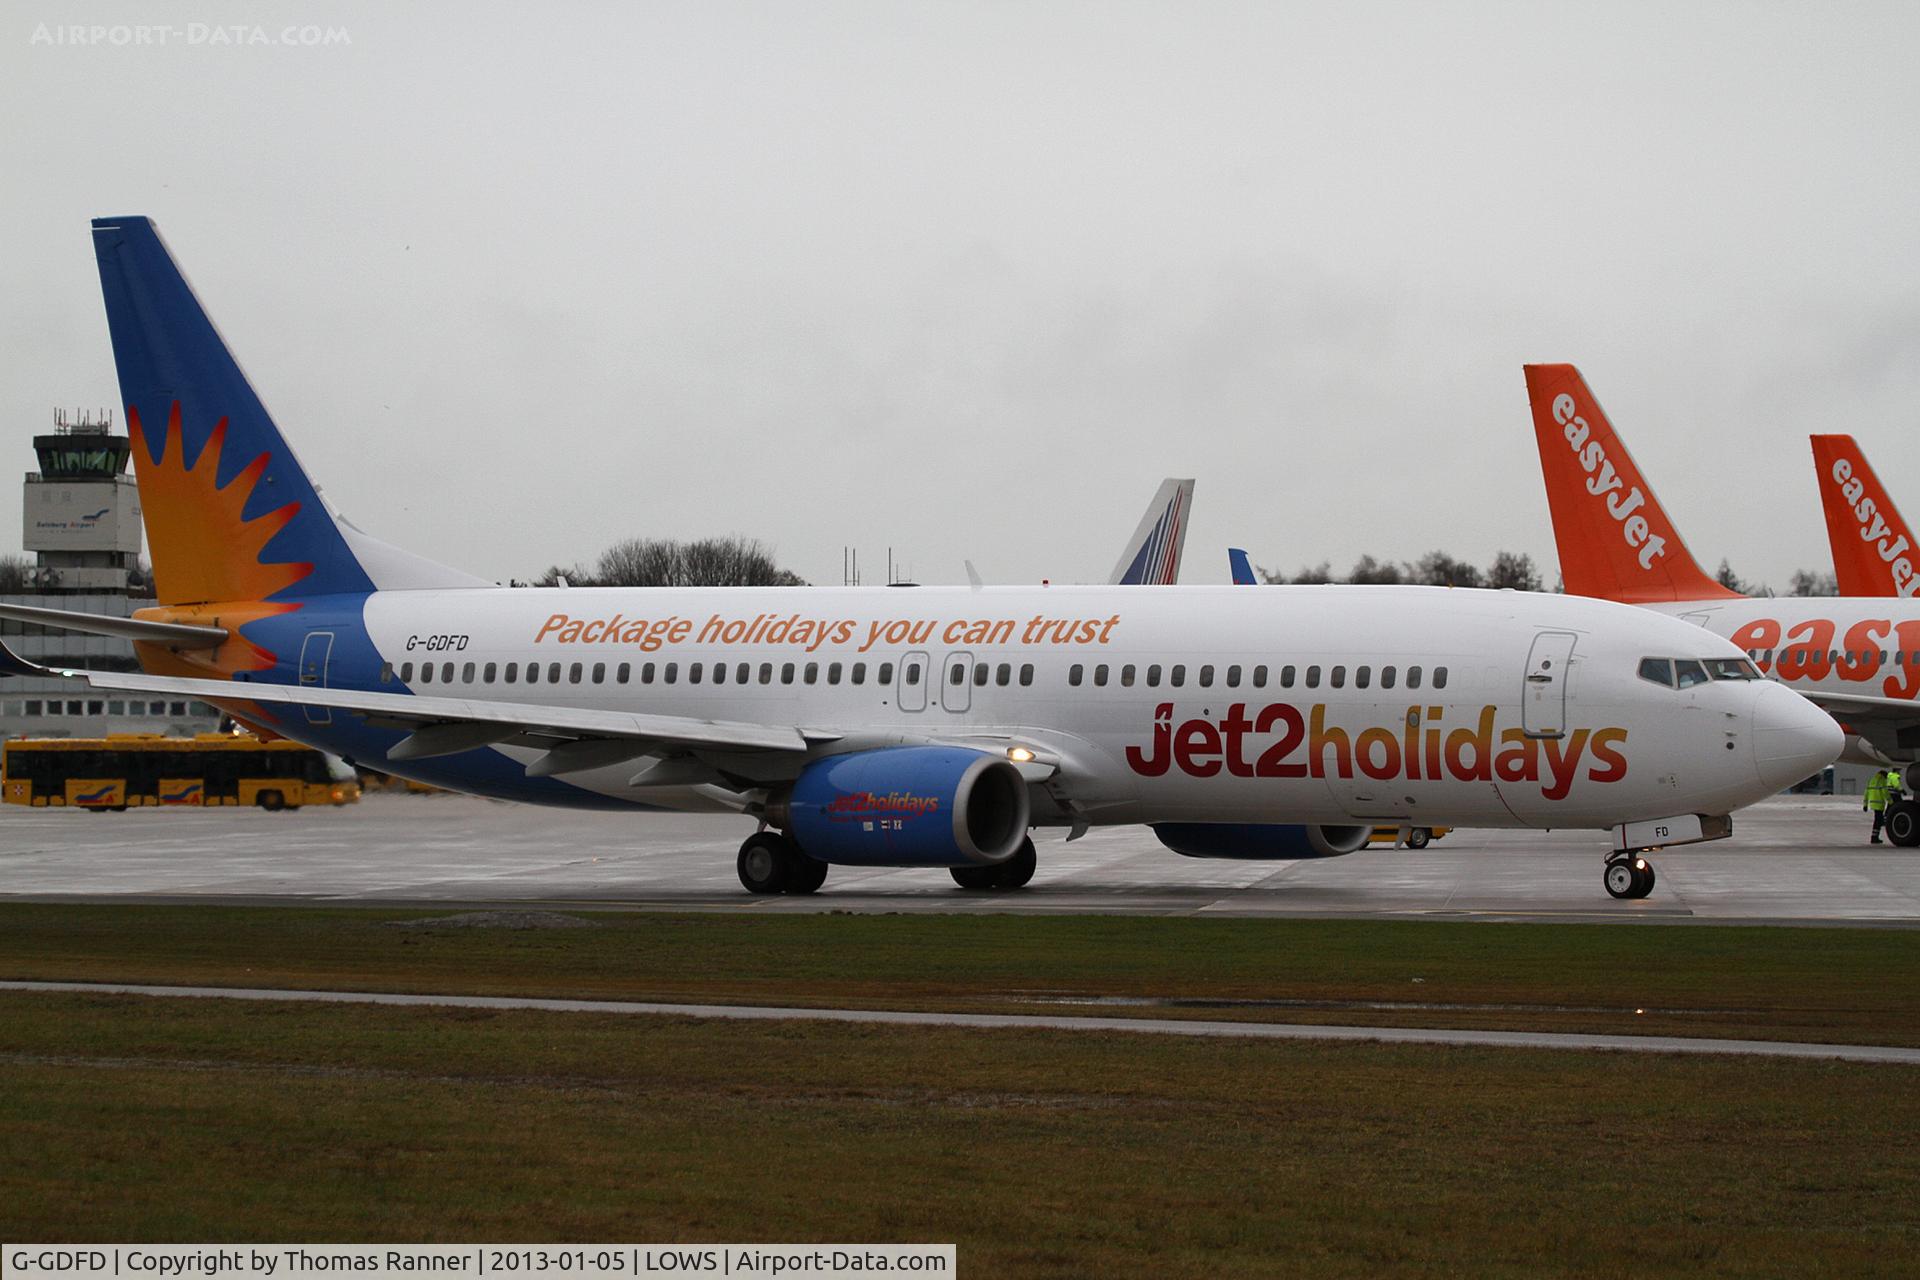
1751, 680, 1843, 791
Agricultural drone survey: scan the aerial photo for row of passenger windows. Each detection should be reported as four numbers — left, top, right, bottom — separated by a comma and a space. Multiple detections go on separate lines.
381, 656, 1448, 694
1745, 648, 1920, 667
5, 699, 211, 718
385, 658, 903, 688
1068, 662, 1446, 691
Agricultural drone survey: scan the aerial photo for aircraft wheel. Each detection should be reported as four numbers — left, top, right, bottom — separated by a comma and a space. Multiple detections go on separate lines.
991, 837, 1038, 889
1634, 863, 1657, 899
737, 832, 796, 895
1885, 802, 1920, 848
950, 865, 998, 890
256, 790, 286, 812
786, 853, 829, 895
1406, 827, 1431, 850
1604, 858, 1638, 900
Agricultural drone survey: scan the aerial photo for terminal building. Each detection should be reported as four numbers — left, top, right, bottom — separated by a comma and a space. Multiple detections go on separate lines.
0, 411, 218, 739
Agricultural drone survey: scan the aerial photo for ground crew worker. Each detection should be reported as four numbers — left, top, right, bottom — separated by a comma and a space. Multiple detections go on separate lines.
1865, 768, 1902, 843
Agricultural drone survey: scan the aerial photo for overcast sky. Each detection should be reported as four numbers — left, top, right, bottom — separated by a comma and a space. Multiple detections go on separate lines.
4, 2, 1918, 590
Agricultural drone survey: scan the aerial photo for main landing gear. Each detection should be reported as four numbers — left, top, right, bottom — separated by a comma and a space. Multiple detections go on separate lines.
1604, 853, 1657, 900
950, 837, 1038, 891
736, 831, 829, 896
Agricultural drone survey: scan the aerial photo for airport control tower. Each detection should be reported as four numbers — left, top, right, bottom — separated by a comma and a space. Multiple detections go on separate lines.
2, 411, 218, 739
22, 409, 142, 593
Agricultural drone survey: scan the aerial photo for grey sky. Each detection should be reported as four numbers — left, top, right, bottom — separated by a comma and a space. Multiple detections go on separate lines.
5, 1, 1918, 590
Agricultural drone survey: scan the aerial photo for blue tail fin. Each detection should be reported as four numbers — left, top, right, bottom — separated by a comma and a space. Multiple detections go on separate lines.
1110, 478, 1194, 585
1228, 548, 1257, 585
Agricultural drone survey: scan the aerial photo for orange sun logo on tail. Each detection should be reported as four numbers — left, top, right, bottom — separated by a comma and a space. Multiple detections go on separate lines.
127, 402, 313, 695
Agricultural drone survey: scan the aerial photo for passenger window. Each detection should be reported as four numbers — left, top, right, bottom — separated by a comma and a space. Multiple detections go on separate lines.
804, 662, 819, 685
418, 662, 432, 684
737, 663, 751, 683
852, 662, 867, 685
1198, 665, 1214, 688
443, 663, 456, 682
1674, 659, 1709, 689
1330, 666, 1345, 689
828, 662, 842, 685
1146, 664, 1161, 687
663, 663, 678, 684
379, 662, 394, 685
782, 663, 797, 685
712, 663, 726, 685
1121, 665, 1137, 687
1170, 664, 1185, 687
1638, 658, 1674, 687
878, 662, 894, 684
904, 662, 919, 686
759, 663, 773, 684
1069, 664, 1084, 687
1355, 666, 1370, 689
974, 663, 989, 686
1433, 667, 1447, 690
1226, 665, 1242, 687
1407, 666, 1422, 689
484, 662, 498, 683
462, 662, 476, 683
505, 663, 518, 684
1019, 663, 1033, 686
568, 662, 583, 684
1305, 666, 1321, 689
689, 663, 703, 684
400, 662, 414, 682
949, 663, 965, 686
1253, 665, 1268, 688
992, 663, 1007, 686
1381, 666, 1396, 689
1094, 664, 1109, 687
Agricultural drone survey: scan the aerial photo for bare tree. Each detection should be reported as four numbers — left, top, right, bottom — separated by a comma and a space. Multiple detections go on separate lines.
1485, 551, 1544, 592
592, 536, 807, 587
1287, 560, 1333, 584
1714, 559, 1750, 595
1788, 568, 1838, 597
532, 563, 595, 588
1414, 551, 1483, 588
1348, 554, 1408, 585
0, 554, 31, 594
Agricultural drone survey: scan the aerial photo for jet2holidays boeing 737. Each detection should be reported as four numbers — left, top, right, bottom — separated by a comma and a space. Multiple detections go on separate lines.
0, 221, 1841, 900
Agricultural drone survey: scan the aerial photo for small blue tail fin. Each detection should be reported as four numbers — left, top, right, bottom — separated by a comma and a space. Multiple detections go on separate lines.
1227, 548, 1257, 585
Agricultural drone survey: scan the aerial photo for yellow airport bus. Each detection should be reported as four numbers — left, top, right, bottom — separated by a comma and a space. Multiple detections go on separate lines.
1, 734, 360, 810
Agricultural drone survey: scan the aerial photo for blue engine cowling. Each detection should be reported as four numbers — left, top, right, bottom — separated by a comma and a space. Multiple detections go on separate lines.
780, 746, 1030, 867
1152, 822, 1370, 860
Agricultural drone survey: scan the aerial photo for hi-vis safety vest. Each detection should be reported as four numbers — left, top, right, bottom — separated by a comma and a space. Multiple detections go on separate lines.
1866, 772, 1896, 810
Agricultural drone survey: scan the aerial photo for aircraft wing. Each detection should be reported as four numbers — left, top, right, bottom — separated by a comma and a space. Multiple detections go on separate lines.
0, 639, 818, 769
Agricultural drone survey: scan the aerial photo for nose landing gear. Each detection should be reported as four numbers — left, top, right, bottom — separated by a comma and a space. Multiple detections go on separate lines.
1604, 853, 1656, 900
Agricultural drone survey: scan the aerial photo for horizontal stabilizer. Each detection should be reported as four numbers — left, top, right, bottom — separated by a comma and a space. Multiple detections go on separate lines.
0, 602, 227, 649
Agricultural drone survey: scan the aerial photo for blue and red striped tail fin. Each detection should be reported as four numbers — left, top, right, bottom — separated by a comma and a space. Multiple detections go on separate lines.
1111, 478, 1195, 585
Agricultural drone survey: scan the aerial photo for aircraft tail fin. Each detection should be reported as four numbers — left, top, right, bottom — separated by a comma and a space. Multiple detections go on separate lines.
1523, 364, 1738, 603
90, 217, 482, 607
1110, 478, 1194, 585
1227, 548, 1257, 585
1811, 434, 1920, 597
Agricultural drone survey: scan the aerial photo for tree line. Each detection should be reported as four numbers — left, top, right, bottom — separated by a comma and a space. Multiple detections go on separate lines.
527, 536, 809, 588
1256, 550, 1841, 597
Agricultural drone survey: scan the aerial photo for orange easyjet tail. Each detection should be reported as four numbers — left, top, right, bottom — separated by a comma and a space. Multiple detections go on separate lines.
1809, 435, 1920, 598
1524, 364, 1739, 604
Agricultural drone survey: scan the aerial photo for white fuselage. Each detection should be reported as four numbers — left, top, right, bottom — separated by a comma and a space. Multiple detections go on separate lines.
312, 583, 1837, 829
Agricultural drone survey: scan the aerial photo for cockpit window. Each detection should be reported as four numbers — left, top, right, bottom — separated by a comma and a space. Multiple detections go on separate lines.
1706, 657, 1761, 681
1637, 657, 1674, 688
1673, 659, 1711, 689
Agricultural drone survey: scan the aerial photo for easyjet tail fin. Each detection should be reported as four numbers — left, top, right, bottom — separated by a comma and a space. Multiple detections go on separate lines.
90, 217, 485, 607
1810, 435, 1920, 598
1523, 364, 1738, 603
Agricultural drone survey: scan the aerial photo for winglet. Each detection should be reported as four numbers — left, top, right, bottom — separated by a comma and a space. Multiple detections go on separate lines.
1111, 478, 1195, 585
1524, 364, 1738, 603
0, 637, 51, 679
1227, 548, 1257, 585
1810, 435, 1920, 597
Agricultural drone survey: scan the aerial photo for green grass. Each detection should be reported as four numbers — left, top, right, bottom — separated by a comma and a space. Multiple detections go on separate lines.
1, 991, 1916, 1275
1, 904, 1918, 1044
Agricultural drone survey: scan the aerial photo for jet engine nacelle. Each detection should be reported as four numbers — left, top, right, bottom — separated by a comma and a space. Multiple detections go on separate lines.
1151, 822, 1370, 860
776, 746, 1030, 867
